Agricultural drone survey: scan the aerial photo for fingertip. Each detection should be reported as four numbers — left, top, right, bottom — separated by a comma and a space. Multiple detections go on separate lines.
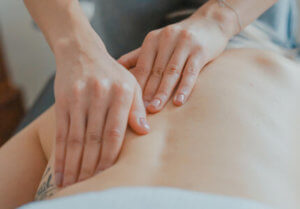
129, 113, 151, 135
146, 98, 162, 113
138, 117, 151, 133
173, 93, 185, 106
173, 100, 183, 106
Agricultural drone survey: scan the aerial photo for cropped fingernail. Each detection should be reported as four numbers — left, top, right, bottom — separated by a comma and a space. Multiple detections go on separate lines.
150, 99, 161, 108
55, 172, 63, 187
139, 117, 150, 130
175, 94, 185, 104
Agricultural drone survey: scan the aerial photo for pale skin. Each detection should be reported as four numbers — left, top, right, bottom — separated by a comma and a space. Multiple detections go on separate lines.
0, 47, 299, 209
23, 0, 278, 187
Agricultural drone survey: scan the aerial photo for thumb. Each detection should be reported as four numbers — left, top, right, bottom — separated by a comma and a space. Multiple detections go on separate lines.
128, 85, 150, 135
118, 48, 140, 69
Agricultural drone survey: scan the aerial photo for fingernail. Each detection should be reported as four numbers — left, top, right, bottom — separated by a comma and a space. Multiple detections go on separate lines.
150, 99, 161, 108
139, 117, 150, 130
175, 94, 185, 104
55, 172, 63, 187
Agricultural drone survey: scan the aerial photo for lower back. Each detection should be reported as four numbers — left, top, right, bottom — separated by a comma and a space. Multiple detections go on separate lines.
50, 49, 300, 209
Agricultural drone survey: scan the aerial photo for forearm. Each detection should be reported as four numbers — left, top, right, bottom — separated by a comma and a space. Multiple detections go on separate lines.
192, 0, 278, 38
23, 0, 106, 56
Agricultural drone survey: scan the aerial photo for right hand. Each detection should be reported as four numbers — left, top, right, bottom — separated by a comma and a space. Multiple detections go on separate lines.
54, 36, 150, 187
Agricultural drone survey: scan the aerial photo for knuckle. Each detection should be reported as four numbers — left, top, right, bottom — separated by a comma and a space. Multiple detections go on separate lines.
134, 65, 149, 77
86, 132, 102, 144
194, 45, 204, 53
145, 31, 157, 41
185, 67, 199, 76
72, 81, 85, 96
194, 46, 207, 61
162, 26, 176, 37
114, 82, 132, 95
165, 64, 180, 76
68, 136, 83, 147
107, 128, 122, 140
180, 29, 194, 41
91, 78, 110, 96
152, 66, 165, 77
56, 137, 66, 146
56, 133, 66, 143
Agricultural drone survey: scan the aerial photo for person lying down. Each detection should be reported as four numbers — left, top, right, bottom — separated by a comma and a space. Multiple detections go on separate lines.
1, 23, 300, 209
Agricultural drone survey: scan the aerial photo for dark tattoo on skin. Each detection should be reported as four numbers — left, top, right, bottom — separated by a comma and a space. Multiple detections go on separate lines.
35, 165, 57, 201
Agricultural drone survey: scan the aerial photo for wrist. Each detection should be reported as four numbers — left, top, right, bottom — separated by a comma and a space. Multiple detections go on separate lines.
192, 0, 241, 38
54, 30, 106, 55
53, 26, 108, 67
43, 0, 106, 57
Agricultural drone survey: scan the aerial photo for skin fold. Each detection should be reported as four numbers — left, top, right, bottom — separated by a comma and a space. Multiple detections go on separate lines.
23, 0, 278, 187
0, 48, 299, 209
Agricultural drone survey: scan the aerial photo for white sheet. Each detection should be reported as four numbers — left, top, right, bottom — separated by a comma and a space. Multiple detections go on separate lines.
19, 187, 275, 209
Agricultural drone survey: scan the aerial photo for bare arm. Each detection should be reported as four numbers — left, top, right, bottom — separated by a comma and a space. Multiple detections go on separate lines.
118, 0, 278, 113
23, 0, 150, 188
23, 0, 105, 53
193, 0, 279, 37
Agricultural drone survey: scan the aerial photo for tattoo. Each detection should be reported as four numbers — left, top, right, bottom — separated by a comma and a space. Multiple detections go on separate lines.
35, 165, 57, 201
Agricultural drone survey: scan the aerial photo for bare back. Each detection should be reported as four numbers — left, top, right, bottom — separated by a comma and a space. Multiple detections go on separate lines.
36, 48, 300, 209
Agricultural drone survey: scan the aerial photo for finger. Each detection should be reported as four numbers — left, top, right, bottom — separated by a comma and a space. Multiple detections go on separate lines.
78, 89, 109, 181
173, 51, 206, 106
63, 106, 86, 187
143, 26, 178, 106
147, 40, 190, 113
130, 31, 159, 90
96, 84, 132, 172
118, 48, 141, 69
128, 85, 150, 134
54, 105, 69, 187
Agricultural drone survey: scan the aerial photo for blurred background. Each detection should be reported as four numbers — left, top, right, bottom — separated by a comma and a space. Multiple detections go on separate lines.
0, 0, 300, 143
0, 0, 95, 143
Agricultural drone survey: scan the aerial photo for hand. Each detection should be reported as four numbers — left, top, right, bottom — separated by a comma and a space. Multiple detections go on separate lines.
54, 37, 150, 187
118, 15, 230, 113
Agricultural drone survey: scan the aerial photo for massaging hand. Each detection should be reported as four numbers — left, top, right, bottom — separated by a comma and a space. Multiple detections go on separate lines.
118, 15, 229, 112
54, 40, 150, 187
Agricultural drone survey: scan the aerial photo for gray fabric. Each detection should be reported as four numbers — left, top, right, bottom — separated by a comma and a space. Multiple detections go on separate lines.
91, 0, 182, 58
90, 0, 298, 58
15, 76, 55, 132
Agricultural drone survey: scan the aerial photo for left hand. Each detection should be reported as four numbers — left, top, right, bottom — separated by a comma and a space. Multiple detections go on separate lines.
118, 15, 230, 113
